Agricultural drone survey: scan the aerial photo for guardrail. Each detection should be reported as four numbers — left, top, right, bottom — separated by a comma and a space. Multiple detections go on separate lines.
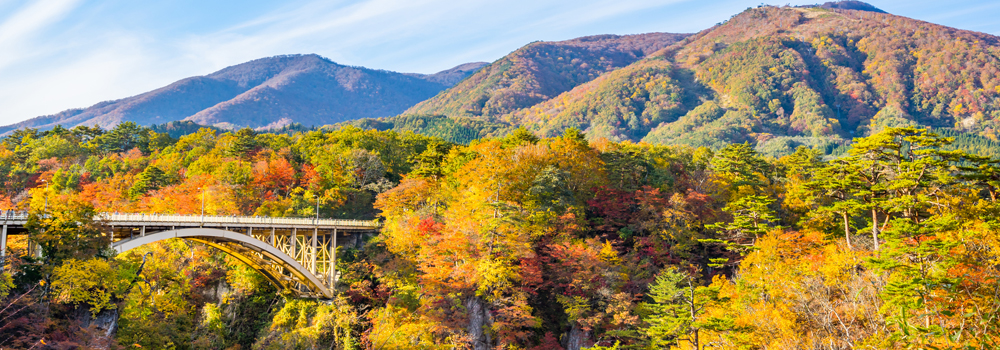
0, 210, 379, 228
1, 211, 27, 222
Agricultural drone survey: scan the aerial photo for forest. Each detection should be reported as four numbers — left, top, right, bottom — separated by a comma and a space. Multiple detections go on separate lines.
1, 120, 1000, 349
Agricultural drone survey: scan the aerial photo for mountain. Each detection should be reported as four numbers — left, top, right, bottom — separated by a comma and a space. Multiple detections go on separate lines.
481, 4, 1000, 155
0, 55, 485, 134
404, 33, 691, 119
406, 62, 488, 86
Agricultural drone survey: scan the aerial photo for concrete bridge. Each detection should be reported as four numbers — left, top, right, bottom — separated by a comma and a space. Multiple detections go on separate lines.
0, 211, 380, 298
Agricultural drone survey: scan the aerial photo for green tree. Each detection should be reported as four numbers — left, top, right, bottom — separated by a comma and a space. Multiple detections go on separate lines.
408, 141, 452, 179
844, 127, 965, 250
809, 159, 866, 249
501, 127, 539, 148
642, 267, 727, 349
868, 216, 966, 346
128, 165, 169, 199
228, 127, 258, 160
707, 194, 780, 242
86, 122, 152, 155
711, 142, 771, 197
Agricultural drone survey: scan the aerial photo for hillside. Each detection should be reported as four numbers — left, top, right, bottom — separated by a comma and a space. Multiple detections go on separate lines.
491, 5, 1000, 152
0, 55, 484, 134
343, 114, 513, 144
404, 33, 690, 119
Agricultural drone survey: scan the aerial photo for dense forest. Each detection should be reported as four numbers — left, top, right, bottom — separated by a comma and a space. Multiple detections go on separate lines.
2, 120, 1000, 349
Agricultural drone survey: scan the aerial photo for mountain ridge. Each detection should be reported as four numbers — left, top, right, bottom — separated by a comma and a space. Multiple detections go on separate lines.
439, 4, 1000, 154
0, 54, 485, 134
404, 32, 691, 119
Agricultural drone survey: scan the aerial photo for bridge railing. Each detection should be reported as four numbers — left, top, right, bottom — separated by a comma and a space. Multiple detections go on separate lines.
0, 210, 379, 228
1, 211, 28, 222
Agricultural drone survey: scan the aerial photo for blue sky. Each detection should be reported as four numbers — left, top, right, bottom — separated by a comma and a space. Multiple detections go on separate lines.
1, 0, 999, 126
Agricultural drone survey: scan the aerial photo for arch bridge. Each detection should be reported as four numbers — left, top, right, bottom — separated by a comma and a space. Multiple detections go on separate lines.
0, 211, 380, 299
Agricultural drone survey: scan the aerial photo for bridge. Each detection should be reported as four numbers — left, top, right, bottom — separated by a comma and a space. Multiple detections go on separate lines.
0, 211, 380, 299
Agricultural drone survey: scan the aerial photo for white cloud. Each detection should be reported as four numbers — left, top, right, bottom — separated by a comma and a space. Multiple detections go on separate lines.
0, 0, 83, 69
0, 32, 178, 120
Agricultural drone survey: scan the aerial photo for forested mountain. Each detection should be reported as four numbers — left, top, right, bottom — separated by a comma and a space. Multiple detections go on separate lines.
407, 5, 1000, 155
0, 55, 484, 134
404, 33, 691, 118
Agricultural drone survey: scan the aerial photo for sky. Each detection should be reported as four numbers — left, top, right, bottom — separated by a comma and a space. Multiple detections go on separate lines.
1, 0, 999, 126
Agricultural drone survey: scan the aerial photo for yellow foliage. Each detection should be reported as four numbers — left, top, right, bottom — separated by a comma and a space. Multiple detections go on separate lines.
598, 240, 621, 264
259, 298, 361, 350
0, 272, 12, 299
51, 258, 133, 315
367, 306, 452, 350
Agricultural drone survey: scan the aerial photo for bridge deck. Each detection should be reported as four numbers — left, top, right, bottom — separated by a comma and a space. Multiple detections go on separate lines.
0, 211, 380, 230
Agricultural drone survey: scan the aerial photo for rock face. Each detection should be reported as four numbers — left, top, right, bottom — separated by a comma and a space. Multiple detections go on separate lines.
1, 55, 485, 134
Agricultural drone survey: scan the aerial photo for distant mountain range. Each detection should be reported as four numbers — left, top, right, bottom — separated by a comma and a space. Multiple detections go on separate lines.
0, 55, 486, 134
5, 1, 1000, 157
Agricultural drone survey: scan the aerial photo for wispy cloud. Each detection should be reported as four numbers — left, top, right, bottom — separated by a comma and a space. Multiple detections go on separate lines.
178, 0, 696, 74
0, 0, 83, 69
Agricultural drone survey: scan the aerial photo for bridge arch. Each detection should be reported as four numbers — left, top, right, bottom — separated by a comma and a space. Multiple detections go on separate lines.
112, 228, 332, 298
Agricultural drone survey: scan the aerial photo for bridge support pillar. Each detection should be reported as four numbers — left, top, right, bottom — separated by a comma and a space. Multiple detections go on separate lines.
330, 228, 337, 288
311, 228, 317, 275
291, 228, 297, 258
1, 224, 7, 271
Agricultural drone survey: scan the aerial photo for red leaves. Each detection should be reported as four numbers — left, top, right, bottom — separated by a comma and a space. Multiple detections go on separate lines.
587, 185, 686, 238
416, 217, 444, 237
683, 189, 719, 224
519, 256, 546, 294
587, 186, 636, 234
529, 332, 565, 350
527, 240, 609, 297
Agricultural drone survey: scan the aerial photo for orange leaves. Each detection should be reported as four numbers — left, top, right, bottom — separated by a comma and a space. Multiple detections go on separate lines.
250, 153, 295, 198
137, 174, 237, 215
416, 231, 481, 295
77, 172, 133, 212
0, 194, 14, 210
374, 177, 437, 218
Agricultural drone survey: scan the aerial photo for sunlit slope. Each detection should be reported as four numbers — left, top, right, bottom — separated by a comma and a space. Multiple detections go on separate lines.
404, 33, 690, 119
